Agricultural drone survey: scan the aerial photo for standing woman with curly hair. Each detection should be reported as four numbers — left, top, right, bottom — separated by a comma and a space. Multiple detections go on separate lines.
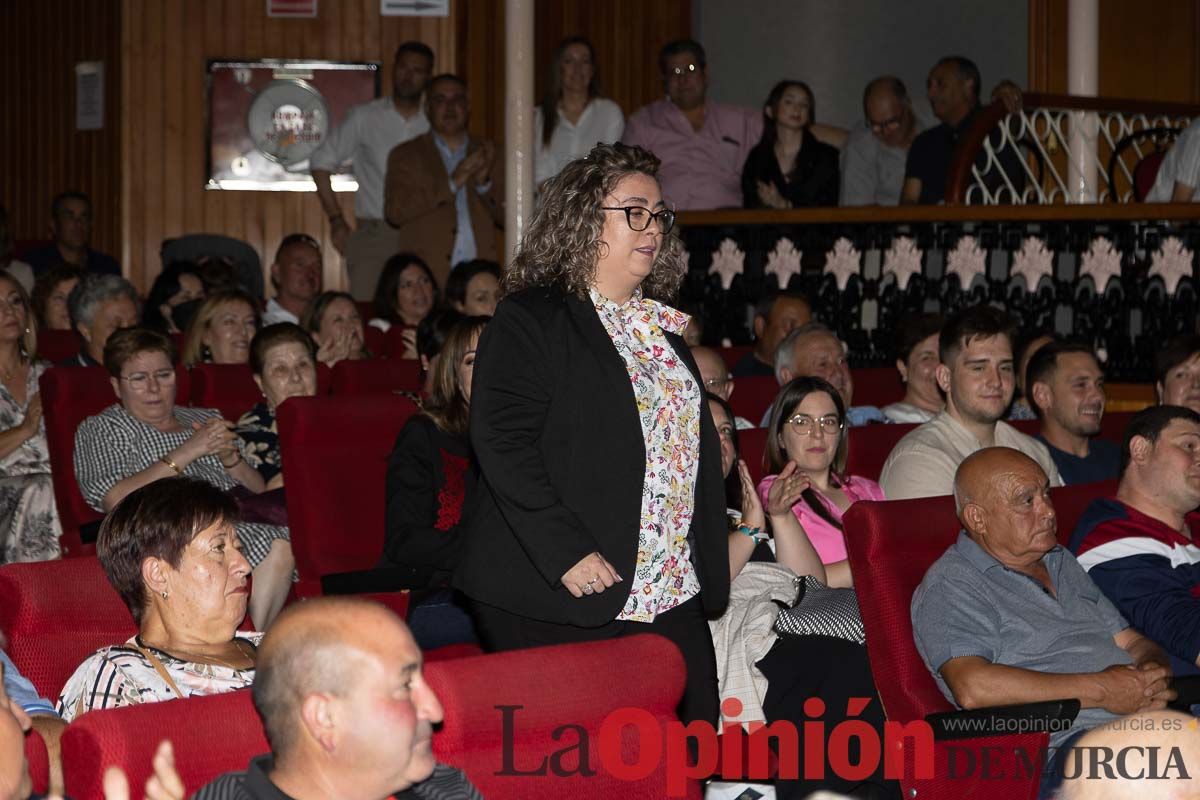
459, 143, 729, 726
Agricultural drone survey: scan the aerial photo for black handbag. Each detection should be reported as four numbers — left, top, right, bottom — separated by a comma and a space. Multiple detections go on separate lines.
773, 575, 865, 645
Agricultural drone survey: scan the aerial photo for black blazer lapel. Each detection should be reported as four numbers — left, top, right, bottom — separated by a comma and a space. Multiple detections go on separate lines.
564, 294, 643, 446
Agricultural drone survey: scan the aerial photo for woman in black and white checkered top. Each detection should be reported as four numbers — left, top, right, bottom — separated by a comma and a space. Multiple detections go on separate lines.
74, 328, 293, 629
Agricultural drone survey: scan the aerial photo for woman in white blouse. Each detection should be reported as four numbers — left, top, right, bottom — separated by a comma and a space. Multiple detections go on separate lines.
533, 36, 625, 187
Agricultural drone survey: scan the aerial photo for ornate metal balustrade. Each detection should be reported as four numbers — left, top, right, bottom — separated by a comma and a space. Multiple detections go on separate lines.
947, 94, 1200, 204
676, 206, 1200, 381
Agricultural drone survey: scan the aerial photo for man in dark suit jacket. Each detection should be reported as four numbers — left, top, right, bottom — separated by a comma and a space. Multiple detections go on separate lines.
24, 191, 120, 278
384, 74, 503, 288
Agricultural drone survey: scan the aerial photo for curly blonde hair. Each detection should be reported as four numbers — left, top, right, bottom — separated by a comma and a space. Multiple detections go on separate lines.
505, 143, 687, 302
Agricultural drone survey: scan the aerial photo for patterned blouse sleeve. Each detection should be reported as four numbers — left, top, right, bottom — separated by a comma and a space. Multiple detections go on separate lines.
55, 650, 142, 722
73, 412, 136, 512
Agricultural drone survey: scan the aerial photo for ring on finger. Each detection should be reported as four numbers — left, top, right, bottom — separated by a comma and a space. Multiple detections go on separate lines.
582, 584, 594, 595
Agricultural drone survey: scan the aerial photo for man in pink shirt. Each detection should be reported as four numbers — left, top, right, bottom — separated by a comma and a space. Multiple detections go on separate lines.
622, 39, 761, 211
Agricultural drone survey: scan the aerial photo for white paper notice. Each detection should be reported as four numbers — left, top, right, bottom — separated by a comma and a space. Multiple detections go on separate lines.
75, 61, 104, 131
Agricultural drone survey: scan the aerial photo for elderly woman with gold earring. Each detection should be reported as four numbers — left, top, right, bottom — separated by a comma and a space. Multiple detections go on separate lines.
0, 273, 60, 562
459, 143, 729, 727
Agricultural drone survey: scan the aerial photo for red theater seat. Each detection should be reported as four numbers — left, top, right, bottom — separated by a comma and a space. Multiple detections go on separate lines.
717, 345, 751, 370
728, 376, 778, 425
1099, 411, 1132, 444
851, 367, 904, 408
40, 367, 117, 555
363, 325, 391, 358
35, 330, 81, 364
61, 635, 695, 799
189, 363, 333, 421
844, 422, 917, 482
276, 394, 420, 597
329, 358, 422, 395
0, 558, 135, 700
738, 427, 769, 485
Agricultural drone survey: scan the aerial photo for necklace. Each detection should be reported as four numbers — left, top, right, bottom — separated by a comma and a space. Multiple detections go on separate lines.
137, 635, 256, 671
0, 358, 24, 384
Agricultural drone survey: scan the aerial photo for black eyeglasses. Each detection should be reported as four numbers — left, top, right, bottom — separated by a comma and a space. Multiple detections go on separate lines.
601, 206, 676, 235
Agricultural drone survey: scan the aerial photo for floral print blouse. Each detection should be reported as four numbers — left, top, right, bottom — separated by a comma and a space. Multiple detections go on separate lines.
236, 402, 281, 484
590, 288, 701, 623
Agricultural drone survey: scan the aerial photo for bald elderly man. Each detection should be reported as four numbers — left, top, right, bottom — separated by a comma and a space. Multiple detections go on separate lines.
912, 448, 1175, 797
194, 597, 480, 800
691, 345, 753, 429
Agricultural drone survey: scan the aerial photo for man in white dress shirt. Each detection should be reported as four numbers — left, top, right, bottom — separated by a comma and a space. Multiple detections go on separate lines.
310, 42, 434, 300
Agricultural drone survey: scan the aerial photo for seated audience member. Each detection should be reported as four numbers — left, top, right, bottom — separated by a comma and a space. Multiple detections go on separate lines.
58, 478, 266, 721
65, 274, 139, 366
1009, 330, 1053, 420
381, 317, 487, 648
1071, 405, 1200, 677
770, 322, 886, 426
880, 305, 1062, 499
622, 39, 760, 211
841, 77, 923, 206
731, 290, 812, 378
912, 447, 1175, 797
742, 81, 839, 209
1059, 710, 1200, 800
1155, 334, 1200, 414
413, 308, 463, 399
1027, 341, 1119, 484
181, 289, 260, 368
1145, 116, 1200, 202
370, 253, 439, 359
0, 205, 33, 293
679, 301, 703, 347
758, 377, 884, 586
193, 597, 479, 800
900, 57, 1024, 205
444, 259, 501, 317
73, 329, 293, 629
710, 393, 895, 799
534, 36, 624, 187
384, 74, 503, 287
237, 324, 319, 491
23, 191, 120, 277
262, 234, 322, 326
302, 291, 368, 367
882, 312, 945, 423
142, 262, 206, 335
691, 345, 753, 429
30, 265, 84, 331
0, 275, 60, 563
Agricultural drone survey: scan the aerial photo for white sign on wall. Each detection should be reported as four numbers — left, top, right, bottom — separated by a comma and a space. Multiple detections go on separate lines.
75, 61, 104, 131
381, 0, 448, 16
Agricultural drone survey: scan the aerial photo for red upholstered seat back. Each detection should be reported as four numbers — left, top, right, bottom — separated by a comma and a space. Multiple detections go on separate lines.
728, 376, 778, 425
1099, 411, 1132, 444
738, 427, 770, 485
62, 635, 695, 800
276, 394, 420, 596
844, 422, 917, 482
851, 367, 904, 408
40, 367, 117, 554
61, 689, 267, 798
717, 346, 750, 370
35, 329, 81, 364
363, 326, 391, 358
1053, 479, 1118, 545
329, 358, 422, 395
843, 496, 963, 724
0, 558, 135, 700
1135, 151, 1167, 200
190, 363, 333, 422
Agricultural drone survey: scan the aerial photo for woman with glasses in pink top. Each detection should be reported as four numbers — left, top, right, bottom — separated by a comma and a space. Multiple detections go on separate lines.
757, 376, 885, 588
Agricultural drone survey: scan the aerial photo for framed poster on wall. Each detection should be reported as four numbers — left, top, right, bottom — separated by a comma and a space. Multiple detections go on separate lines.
206, 59, 380, 191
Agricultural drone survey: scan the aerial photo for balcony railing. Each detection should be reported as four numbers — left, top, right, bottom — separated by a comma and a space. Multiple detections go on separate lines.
946, 93, 1200, 205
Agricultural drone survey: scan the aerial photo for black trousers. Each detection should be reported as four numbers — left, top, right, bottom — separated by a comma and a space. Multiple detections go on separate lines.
472, 594, 719, 727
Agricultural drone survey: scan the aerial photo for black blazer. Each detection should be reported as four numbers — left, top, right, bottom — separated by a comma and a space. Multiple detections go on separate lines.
456, 287, 730, 626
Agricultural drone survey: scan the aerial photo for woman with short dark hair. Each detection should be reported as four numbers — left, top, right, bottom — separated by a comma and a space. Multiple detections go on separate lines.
301, 290, 368, 366
236, 323, 319, 490
883, 312, 945, 423
443, 260, 502, 317
74, 327, 292, 629
57, 477, 261, 721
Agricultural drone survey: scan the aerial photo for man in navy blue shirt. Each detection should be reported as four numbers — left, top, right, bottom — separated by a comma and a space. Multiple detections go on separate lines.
1028, 341, 1120, 485
23, 192, 120, 278
1071, 405, 1200, 677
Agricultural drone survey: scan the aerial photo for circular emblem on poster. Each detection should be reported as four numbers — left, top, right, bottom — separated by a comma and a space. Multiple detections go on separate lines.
247, 79, 329, 166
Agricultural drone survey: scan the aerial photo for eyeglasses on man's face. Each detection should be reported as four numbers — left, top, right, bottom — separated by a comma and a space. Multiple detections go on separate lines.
601, 206, 676, 235
786, 414, 843, 436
